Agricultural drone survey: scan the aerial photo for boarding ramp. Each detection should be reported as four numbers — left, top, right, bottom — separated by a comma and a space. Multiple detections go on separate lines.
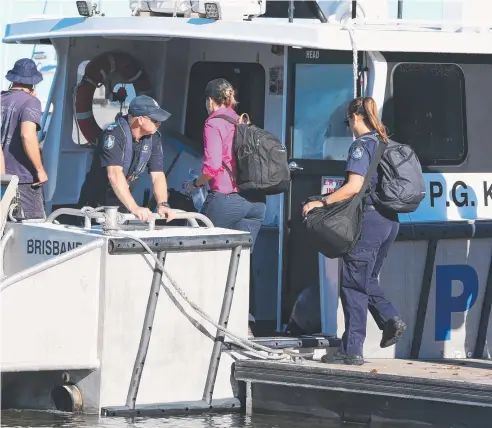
0, 208, 261, 414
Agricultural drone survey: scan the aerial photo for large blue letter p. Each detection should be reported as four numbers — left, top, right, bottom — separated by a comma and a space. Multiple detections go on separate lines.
435, 265, 479, 342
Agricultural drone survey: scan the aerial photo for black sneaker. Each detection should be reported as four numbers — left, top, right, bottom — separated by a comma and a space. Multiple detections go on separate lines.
321, 352, 365, 366
380, 317, 407, 348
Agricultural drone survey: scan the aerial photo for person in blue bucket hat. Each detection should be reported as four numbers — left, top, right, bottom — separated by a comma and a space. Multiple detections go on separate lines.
1, 58, 48, 220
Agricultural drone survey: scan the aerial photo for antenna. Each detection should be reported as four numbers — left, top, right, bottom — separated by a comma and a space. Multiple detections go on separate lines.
30, 0, 49, 61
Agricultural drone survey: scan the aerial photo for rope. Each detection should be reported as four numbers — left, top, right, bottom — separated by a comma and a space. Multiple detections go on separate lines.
72, 84, 83, 146
131, 0, 143, 16
79, 207, 300, 361
119, 232, 291, 361
344, 22, 359, 98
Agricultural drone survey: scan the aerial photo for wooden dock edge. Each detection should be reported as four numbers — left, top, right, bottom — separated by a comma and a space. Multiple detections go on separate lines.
234, 359, 492, 426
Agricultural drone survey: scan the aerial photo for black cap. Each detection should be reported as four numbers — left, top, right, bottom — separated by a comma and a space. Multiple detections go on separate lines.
128, 95, 171, 122
204, 78, 233, 100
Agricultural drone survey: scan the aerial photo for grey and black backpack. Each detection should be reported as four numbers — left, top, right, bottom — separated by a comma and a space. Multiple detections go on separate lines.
215, 114, 290, 195
371, 137, 426, 213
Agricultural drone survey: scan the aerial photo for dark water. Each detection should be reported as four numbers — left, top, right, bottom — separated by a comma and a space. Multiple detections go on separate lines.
0, 410, 435, 428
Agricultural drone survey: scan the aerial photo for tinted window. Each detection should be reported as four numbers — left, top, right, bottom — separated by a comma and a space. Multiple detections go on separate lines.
387, 63, 467, 165
293, 63, 353, 160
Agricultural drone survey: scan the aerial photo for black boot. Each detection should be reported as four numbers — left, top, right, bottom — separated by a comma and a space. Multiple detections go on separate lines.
380, 316, 407, 348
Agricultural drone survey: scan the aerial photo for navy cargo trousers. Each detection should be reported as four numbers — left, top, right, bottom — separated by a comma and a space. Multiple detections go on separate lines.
339, 207, 400, 357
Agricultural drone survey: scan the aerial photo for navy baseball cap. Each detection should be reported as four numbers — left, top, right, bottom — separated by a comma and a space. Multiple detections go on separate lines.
204, 78, 233, 99
129, 95, 171, 122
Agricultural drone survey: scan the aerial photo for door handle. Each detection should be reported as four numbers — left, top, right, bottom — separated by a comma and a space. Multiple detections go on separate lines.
288, 161, 304, 171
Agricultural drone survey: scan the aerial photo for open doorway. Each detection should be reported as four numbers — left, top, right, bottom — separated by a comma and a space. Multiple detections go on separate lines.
185, 61, 266, 145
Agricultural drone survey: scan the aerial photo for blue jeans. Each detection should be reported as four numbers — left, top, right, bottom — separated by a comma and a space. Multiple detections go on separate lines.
200, 191, 266, 251
339, 208, 400, 357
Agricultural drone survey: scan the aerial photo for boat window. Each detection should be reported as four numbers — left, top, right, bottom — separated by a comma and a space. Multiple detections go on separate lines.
72, 61, 136, 145
292, 63, 354, 160
386, 63, 467, 166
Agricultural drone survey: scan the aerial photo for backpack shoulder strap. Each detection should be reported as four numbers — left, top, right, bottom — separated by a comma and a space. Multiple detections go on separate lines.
212, 114, 238, 125
115, 117, 133, 178
358, 137, 386, 197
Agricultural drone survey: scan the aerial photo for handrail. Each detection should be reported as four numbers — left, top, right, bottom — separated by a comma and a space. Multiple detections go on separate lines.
0, 239, 105, 292
0, 228, 14, 279
45, 207, 214, 230
118, 211, 214, 229
45, 208, 105, 229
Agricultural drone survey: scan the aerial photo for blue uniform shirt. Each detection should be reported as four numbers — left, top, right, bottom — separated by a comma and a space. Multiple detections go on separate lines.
80, 117, 164, 208
99, 118, 163, 173
345, 131, 379, 205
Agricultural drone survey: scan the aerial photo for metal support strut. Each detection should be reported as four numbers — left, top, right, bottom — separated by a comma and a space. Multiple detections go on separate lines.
126, 251, 166, 410
202, 245, 242, 405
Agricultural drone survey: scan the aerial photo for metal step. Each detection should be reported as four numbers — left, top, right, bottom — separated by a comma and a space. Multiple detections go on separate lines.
224, 335, 341, 351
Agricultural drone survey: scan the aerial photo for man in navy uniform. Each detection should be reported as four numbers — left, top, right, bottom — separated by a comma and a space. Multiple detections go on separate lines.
78, 95, 175, 223
1, 58, 47, 220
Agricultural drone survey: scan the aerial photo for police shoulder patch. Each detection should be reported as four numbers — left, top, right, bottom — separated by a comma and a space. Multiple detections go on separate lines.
104, 134, 115, 149
351, 146, 364, 160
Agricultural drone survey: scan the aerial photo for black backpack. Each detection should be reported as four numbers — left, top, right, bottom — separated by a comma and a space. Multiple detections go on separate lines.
215, 114, 290, 195
303, 143, 385, 259
371, 137, 426, 213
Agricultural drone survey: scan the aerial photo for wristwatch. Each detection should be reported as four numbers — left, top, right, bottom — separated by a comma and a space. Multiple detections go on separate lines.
192, 178, 201, 188
159, 202, 170, 208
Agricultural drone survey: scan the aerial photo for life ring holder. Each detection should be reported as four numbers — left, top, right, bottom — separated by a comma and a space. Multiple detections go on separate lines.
73, 51, 152, 146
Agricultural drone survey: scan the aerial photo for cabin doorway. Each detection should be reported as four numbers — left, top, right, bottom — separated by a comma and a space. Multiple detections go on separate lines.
282, 48, 357, 331
185, 61, 266, 144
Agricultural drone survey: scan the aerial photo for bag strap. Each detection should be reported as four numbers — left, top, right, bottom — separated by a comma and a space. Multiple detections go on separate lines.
209, 114, 238, 183
357, 136, 386, 198
214, 114, 238, 125
222, 161, 236, 181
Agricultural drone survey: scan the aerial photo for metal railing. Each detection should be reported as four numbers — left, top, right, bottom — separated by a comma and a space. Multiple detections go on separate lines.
45, 206, 214, 231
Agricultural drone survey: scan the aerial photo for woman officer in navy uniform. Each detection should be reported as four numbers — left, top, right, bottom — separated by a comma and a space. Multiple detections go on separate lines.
303, 96, 407, 365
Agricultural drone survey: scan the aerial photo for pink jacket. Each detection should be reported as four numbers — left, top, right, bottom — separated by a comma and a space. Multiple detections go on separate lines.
202, 107, 239, 194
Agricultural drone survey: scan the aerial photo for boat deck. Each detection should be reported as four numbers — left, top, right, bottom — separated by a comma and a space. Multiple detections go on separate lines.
234, 357, 492, 426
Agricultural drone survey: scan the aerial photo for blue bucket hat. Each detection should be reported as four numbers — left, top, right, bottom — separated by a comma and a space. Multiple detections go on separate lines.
6, 58, 43, 85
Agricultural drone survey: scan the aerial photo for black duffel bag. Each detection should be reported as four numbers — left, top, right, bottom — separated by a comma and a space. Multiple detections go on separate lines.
303, 142, 385, 259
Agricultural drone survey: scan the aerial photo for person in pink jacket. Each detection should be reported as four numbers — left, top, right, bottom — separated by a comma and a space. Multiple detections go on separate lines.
187, 78, 266, 336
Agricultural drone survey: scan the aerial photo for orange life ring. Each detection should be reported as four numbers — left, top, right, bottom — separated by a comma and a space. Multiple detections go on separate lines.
74, 51, 152, 144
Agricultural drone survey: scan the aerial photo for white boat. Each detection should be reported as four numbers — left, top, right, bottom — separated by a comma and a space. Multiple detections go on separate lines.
2, 0, 492, 421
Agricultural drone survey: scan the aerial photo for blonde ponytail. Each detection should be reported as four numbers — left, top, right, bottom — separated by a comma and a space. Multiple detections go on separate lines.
347, 96, 389, 143
363, 97, 388, 142
223, 87, 238, 108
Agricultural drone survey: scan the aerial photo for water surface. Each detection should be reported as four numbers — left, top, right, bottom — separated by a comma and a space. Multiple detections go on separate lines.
1, 410, 439, 428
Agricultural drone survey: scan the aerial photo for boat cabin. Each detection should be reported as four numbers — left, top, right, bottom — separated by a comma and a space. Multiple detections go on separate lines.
3, 0, 492, 361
